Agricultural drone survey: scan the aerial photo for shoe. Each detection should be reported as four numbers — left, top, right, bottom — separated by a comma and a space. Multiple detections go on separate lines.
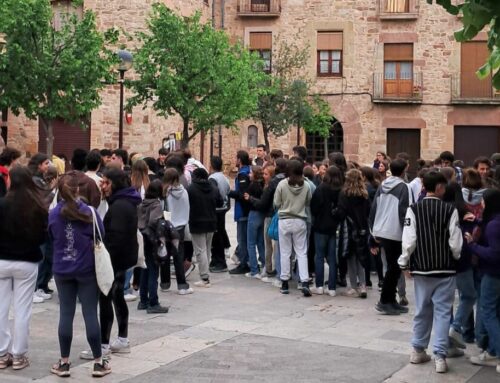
245, 272, 262, 280
80, 346, 111, 360
224, 248, 230, 258
137, 302, 148, 310
50, 360, 71, 377
280, 280, 289, 294
160, 282, 171, 292
124, 293, 137, 302
410, 349, 431, 364
470, 350, 498, 367
43, 287, 54, 294
497, 363, 500, 374
0, 353, 12, 369
435, 357, 448, 373
178, 288, 194, 295
342, 288, 360, 298
366, 280, 373, 289
448, 328, 466, 349
272, 279, 282, 288
378, 281, 383, 292
391, 302, 409, 314
92, 359, 111, 377
209, 265, 228, 273
326, 288, 337, 297
229, 252, 240, 265
399, 295, 409, 306
447, 347, 465, 358
229, 264, 250, 275
147, 304, 169, 314
184, 262, 195, 278
194, 280, 211, 288
110, 338, 130, 354
261, 276, 275, 283
359, 286, 367, 299
12, 356, 29, 370
302, 282, 312, 297
310, 286, 324, 295
375, 302, 400, 315
35, 288, 52, 300
33, 294, 44, 304
337, 278, 347, 288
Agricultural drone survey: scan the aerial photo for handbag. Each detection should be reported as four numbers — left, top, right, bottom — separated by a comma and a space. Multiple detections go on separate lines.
136, 230, 146, 269
90, 207, 114, 296
267, 211, 279, 241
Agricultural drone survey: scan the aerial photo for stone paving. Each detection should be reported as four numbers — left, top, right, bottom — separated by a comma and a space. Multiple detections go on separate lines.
1, 215, 497, 383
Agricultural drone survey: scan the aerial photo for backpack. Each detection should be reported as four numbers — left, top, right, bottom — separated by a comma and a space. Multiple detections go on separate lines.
152, 218, 180, 265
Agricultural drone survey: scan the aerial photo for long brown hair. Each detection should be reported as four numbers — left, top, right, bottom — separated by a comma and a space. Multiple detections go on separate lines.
58, 174, 92, 223
131, 159, 150, 192
343, 169, 368, 198
251, 165, 264, 185
162, 167, 180, 197
287, 160, 304, 187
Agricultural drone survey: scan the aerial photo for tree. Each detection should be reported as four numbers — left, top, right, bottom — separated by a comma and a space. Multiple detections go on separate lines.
128, 4, 265, 149
427, 0, 500, 88
0, 0, 118, 156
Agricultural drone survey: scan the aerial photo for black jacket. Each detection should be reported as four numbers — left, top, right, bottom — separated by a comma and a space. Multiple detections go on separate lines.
310, 184, 341, 235
249, 173, 285, 217
188, 179, 222, 234
104, 187, 141, 271
334, 193, 371, 232
247, 180, 264, 211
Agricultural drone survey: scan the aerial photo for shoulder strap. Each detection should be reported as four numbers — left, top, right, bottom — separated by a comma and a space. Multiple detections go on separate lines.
89, 207, 103, 244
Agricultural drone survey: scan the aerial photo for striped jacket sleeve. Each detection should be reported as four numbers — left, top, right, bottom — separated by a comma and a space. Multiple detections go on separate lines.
448, 209, 463, 260
399, 207, 417, 268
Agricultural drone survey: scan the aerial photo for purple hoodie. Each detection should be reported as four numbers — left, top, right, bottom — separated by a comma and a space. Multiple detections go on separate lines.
468, 214, 500, 277
49, 200, 104, 277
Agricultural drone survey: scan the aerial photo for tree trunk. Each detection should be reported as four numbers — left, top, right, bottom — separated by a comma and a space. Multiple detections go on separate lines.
323, 137, 328, 160
263, 124, 270, 152
181, 120, 190, 149
41, 117, 54, 157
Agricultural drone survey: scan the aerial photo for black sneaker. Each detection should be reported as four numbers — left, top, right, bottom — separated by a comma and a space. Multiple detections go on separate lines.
301, 282, 312, 297
147, 304, 170, 314
280, 280, 289, 294
137, 301, 148, 310
267, 270, 277, 277
229, 264, 251, 275
399, 295, 409, 306
92, 359, 111, 377
43, 287, 54, 294
391, 302, 409, 314
209, 265, 228, 273
337, 278, 347, 288
50, 360, 71, 377
375, 302, 400, 315
160, 282, 171, 292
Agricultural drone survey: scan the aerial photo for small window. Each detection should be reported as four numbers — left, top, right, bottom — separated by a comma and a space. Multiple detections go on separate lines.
385, 0, 409, 13
51, 0, 83, 31
317, 32, 343, 77
250, 32, 272, 73
247, 125, 258, 148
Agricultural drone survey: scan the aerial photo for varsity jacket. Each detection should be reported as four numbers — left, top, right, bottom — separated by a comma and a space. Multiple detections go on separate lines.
398, 197, 462, 276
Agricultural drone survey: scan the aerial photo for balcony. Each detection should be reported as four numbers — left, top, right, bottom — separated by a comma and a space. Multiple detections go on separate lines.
378, 0, 418, 20
373, 72, 423, 103
451, 74, 500, 104
237, 0, 281, 17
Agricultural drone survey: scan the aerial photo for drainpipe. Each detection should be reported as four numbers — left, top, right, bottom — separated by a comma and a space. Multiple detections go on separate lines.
212, 0, 216, 28
221, 0, 225, 29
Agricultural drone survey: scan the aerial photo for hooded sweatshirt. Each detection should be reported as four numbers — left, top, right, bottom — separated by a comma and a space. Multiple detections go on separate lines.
369, 176, 410, 241
209, 171, 231, 212
166, 184, 190, 228
273, 178, 312, 220
229, 165, 250, 221
468, 214, 500, 277
104, 187, 142, 271
187, 179, 222, 234
138, 198, 163, 240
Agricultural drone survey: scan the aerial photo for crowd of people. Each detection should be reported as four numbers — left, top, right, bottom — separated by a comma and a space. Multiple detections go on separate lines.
0, 142, 499, 377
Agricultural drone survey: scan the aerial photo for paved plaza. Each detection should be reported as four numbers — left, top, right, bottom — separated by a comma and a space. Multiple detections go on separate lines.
2, 217, 497, 383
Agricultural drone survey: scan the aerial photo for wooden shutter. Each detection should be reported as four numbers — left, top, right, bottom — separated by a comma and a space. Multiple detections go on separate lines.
384, 43, 413, 61
460, 42, 491, 98
249, 32, 272, 50
317, 32, 343, 50
386, 129, 420, 180
385, 0, 409, 13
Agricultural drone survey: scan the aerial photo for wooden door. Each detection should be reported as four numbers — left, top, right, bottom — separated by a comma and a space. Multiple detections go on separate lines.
461, 42, 492, 98
39, 117, 90, 160
454, 126, 500, 166
386, 128, 420, 180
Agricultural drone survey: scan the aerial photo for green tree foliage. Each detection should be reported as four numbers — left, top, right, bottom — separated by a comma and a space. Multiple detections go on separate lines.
428, 0, 500, 88
0, 0, 118, 156
128, 4, 265, 148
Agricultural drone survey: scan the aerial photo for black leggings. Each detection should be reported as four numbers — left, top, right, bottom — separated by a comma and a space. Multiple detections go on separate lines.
55, 275, 101, 359
99, 270, 128, 345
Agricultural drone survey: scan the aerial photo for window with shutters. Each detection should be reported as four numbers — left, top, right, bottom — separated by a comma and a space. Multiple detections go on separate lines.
249, 32, 272, 73
384, 0, 409, 13
383, 43, 413, 98
379, 0, 418, 20
247, 125, 258, 148
317, 32, 343, 77
51, 0, 83, 31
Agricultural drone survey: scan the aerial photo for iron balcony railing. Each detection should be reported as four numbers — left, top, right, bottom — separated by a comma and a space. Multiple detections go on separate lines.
237, 0, 281, 16
373, 72, 423, 102
451, 74, 500, 104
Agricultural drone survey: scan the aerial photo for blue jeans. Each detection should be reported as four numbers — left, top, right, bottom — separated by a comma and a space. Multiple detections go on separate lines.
237, 219, 249, 266
124, 269, 134, 295
451, 268, 476, 334
314, 233, 337, 290
139, 241, 159, 307
479, 274, 500, 355
247, 211, 265, 275
274, 240, 281, 278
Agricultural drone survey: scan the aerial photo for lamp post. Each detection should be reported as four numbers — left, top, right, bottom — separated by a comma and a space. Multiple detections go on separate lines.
117, 49, 133, 148
0, 34, 8, 144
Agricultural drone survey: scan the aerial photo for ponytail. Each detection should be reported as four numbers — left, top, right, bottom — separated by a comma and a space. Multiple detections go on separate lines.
58, 174, 92, 223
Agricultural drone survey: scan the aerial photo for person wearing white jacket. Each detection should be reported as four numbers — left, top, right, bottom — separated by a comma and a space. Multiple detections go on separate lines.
398, 171, 462, 374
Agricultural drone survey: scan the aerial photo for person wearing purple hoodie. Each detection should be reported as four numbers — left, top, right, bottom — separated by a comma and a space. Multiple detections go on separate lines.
465, 189, 500, 374
48, 173, 110, 378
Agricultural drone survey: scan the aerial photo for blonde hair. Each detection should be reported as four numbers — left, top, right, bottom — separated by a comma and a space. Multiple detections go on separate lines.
343, 169, 368, 198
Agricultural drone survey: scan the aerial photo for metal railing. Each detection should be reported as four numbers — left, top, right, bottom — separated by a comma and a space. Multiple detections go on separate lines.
451, 74, 500, 103
237, 0, 281, 15
373, 72, 423, 102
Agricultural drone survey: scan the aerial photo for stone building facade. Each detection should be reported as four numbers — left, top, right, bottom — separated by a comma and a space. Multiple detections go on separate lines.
3, 0, 500, 169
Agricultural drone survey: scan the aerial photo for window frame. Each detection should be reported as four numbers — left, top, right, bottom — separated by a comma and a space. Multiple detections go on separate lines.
251, 49, 272, 74
316, 50, 343, 77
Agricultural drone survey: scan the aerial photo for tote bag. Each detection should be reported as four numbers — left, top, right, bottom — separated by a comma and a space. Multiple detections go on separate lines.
267, 211, 279, 241
90, 207, 114, 296
136, 230, 147, 269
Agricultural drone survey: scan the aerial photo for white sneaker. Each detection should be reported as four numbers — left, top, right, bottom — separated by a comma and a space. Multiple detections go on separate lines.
435, 357, 448, 373
470, 350, 498, 367
310, 286, 324, 295
410, 349, 431, 364
448, 328, 466, 349
497, 362, 500, 374
80, 346, 111, 360
326, 289, 336, 297
33, 294, 44, 304
261, 276, 275, 283
110, 338, 130, 354
35, 289, 52, 300
194, 280, 211, 288
229, 252, 240, 266
272, 279, 282, 288
124, 293, 137, 302
178, 288, 194, 295
245, 272, 262, 280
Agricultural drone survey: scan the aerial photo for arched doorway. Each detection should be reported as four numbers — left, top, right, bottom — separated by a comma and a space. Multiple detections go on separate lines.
306, 118, 343, 162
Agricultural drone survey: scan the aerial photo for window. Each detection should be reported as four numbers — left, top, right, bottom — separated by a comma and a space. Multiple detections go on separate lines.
251, 0, 271, 12
52, 0, 83, 31
383, 43, 413, 98
247, 125, 258, 148
317, 32, 343, 77
385, 0, 409, 13
249, 32, 272, 73
306, 118, 343, 162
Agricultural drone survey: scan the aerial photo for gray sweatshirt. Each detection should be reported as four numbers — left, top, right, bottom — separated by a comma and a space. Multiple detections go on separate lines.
166, 184, 190, 228
273, 178, 311, 220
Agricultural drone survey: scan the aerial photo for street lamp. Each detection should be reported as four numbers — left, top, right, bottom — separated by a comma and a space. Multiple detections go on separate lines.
117, 49, 133, 148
